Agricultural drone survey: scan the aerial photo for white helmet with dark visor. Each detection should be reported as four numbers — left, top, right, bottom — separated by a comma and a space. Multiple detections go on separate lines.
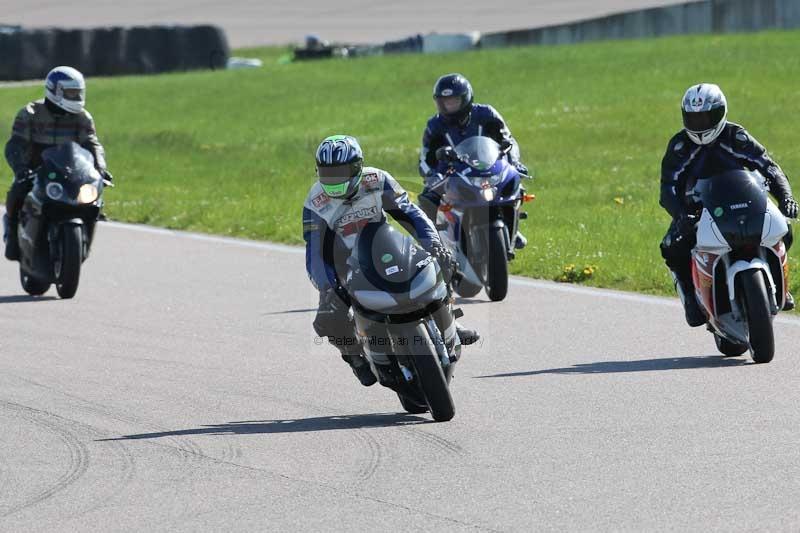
315, 135, 363, 198
681, 83, 727, 145
45, 66, 86, 114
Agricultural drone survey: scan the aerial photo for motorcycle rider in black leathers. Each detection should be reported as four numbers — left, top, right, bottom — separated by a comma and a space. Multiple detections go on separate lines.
3, 66, 108, 261
303, 135, 479, 387
660, 83, 797, 326
418, 73, 530, 249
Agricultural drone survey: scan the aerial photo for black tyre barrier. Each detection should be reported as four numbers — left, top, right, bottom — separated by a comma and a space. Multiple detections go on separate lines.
88, 27, 127, 76
0, 25, 229, 81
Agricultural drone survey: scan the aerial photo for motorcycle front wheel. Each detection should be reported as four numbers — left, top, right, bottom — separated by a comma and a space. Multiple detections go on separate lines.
484, 226, 509, 302
739, 270, 775, 364
54, 225, 83, 299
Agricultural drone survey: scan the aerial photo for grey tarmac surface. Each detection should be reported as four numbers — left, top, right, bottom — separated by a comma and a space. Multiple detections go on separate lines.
1, 220, 800, 531
0, 0, 688, 47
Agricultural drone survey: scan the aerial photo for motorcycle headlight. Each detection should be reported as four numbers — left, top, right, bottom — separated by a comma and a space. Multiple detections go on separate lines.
46, 182, 64, 200
78, 184, 99, 204
481, 188, 496, 201
472, 174, 503, 188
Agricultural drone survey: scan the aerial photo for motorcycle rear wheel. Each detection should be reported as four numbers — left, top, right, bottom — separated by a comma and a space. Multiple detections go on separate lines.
19, 267, 50, 296
713, 333, 747, 357
397, 393, 428, 414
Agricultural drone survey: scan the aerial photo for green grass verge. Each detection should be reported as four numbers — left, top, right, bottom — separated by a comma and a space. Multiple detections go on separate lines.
1, 31, 798, 296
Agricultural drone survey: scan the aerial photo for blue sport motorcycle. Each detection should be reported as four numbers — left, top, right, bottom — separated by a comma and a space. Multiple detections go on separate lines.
433, 136, 533, 301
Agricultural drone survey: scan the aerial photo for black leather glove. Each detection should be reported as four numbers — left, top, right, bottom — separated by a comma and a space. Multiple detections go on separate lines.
435, 146, 455, 162
102, 169, 114, 183
14, 169, 34, 183
514, 162, 529, 176
320, 287, 347, 313
429, 243, 456, 283
675, 214, 697, 240
780, 196, 798, 219
425, 172, 447, 190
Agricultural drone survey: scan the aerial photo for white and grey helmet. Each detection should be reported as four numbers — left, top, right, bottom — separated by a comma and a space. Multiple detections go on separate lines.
315, 135, 364, 198
45, 66, 86, 114
681, 83, 727, 145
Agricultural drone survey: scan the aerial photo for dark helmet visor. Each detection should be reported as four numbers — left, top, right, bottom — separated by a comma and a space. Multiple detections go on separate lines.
317, 161, 362, 184
435, 95, 466, 116
682, 106, 725, 132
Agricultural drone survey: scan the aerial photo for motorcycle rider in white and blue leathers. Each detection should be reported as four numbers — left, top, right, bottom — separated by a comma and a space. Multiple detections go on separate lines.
303, 135, 479, 386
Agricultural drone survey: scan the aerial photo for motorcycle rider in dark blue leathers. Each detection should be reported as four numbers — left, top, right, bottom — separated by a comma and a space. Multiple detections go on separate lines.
303, 135, 479, 387
418, 73, 530, 249
660, 83, 797, 327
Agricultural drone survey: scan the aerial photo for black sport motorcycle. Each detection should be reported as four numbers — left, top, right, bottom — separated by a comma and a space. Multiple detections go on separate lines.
343, 222, 462, 422
17, 142, 111, 299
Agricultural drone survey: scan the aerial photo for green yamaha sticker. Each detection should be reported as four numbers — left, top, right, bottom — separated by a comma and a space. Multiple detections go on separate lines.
713, 207, 724, 217
381, 253, 393, 263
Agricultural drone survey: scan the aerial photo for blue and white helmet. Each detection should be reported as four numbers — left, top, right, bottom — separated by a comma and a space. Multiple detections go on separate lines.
45, 66, 86, 114
681, 83, 727, 145
315, 135, 364, 198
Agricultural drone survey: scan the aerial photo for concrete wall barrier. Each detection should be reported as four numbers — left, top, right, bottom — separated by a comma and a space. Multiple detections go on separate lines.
0, 24, 229, 81
480, 0, 800, 49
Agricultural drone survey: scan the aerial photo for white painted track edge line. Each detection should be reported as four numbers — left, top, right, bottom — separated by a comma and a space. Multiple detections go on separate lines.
99, 219, 800, 325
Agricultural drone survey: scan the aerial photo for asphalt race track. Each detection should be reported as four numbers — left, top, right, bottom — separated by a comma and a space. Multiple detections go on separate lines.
1, 220, 800, 531
0, 0, 689, 47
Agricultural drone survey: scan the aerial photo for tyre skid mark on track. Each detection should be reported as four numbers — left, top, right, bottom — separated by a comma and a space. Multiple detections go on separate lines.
205, 387, 386, 485
3, 380, 472, 525
0, 395, 138, 518
12, 374, 232, 484
0, 400, 90, 517
112, 436, 498, 532
399, 425, 465, 456
0, 393, 487, 530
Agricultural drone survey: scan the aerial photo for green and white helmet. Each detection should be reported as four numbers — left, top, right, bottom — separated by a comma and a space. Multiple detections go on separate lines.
315, 135, 364, 198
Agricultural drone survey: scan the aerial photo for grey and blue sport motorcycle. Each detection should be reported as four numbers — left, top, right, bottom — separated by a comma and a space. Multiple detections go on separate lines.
343, 222, 462, 422
17, 142, 111, 299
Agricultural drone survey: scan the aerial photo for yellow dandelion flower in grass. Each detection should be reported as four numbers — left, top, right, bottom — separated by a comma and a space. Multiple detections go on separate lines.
582, 268, 593, 276
614, 197, 624, 205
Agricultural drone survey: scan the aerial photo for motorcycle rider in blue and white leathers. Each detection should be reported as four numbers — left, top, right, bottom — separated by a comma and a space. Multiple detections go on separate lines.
418, 73, 530, 249
660, 83, 797, 326
303, 135, 479, 386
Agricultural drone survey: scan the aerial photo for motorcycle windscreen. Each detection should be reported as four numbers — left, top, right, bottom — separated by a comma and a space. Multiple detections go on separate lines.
41, 142, 99, 185
454, 136, 501, 172
694, 170, 768, 251
348, 223, 445, 311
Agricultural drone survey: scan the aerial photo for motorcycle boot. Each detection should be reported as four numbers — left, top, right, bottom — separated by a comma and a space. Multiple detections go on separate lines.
455, 321, 480, 346
340, 347, 377, 387
783, 291, 795, 311
3, 213, 19, 261
671, 270, 706, 327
